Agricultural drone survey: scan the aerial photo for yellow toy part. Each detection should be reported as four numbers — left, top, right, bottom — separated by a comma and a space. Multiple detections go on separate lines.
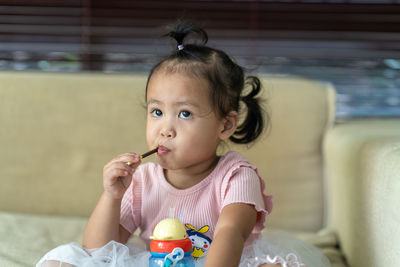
185, 224, 209, 234
150, 218, 188, 241
191, 247, 205, 258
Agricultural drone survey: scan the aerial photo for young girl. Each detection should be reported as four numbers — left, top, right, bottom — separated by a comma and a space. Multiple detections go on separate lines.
37, 21, 330, 267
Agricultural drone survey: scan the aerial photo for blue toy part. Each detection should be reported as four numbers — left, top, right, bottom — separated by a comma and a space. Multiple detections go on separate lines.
149, 248, 195, 267
163, 247, 184, 267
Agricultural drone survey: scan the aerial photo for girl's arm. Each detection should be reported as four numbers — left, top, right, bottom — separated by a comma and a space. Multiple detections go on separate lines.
82, 153, 140, 249
204, 203, 257, 267
82, 192, 131, 248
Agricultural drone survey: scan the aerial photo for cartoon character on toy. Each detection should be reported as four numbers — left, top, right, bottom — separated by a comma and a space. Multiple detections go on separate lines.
185, 224, 212, 258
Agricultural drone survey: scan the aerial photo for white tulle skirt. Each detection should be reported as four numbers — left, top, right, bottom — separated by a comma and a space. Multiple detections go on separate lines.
36, 231, 330, 267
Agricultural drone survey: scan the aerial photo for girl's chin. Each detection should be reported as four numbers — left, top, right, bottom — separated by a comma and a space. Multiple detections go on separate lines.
156, 157, 179, 170
156, 157, 192, 171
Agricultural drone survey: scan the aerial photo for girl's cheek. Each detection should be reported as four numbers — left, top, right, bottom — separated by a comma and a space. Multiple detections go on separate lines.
145, 126, 154, 144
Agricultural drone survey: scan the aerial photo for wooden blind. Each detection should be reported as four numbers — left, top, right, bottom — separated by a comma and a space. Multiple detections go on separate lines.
1, 1, 400, 70
1, 0, 400, 118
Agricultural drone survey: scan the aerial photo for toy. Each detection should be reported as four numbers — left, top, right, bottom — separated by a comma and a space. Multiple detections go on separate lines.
149, 218, 195, 267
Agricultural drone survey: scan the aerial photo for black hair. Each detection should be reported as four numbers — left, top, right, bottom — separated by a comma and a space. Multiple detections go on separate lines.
145, 20, 268, 144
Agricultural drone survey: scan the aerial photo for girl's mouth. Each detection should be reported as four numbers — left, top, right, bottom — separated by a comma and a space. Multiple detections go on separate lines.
157, 145, 170, 155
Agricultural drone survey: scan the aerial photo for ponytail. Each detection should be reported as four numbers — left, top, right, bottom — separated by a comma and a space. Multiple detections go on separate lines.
164, 20, 208, 49
230, 76, 265, 144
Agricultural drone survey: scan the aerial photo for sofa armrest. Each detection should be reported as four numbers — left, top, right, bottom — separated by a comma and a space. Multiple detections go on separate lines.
323, 119, 400, 267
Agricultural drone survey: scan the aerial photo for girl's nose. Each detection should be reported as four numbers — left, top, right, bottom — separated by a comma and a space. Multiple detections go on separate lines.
161, 126, 176, 138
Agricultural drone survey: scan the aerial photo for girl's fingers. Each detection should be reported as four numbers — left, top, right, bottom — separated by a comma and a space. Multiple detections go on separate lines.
102, 153, 140, 199
104, 161, 138, 176
105, 168, 130, 180
115, 153, 140, 164
116, 152, 140, 161
104, 153, 141, 169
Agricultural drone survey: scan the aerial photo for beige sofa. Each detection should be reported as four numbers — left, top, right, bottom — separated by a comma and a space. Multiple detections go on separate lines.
0, 71, 399, 267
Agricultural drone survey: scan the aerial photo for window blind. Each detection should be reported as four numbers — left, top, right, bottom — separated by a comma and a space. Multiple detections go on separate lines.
0, 0, 399, 118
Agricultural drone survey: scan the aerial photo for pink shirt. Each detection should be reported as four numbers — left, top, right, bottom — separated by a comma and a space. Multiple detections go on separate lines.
120, 151, 273, 251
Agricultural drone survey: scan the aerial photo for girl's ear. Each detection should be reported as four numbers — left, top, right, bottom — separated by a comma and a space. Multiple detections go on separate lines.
219, 111, 238, 140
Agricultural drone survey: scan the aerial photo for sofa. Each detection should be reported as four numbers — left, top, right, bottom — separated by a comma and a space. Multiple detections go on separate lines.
0, 71, 399, 267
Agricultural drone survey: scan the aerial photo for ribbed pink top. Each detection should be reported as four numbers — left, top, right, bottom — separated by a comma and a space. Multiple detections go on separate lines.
120, 151, 273, 249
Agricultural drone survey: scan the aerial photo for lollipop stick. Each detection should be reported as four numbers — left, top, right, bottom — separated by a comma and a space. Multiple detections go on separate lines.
140, 147, 159, 159
126, 147, 158, 166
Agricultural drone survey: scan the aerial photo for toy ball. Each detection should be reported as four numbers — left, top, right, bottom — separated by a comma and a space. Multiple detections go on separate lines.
150, 218, 188, 241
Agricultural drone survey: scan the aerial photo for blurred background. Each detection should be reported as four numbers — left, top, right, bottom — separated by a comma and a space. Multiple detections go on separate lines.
0, 0, 399, 120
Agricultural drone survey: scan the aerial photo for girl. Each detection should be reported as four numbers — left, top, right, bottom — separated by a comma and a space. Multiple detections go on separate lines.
37, 21, 330, 267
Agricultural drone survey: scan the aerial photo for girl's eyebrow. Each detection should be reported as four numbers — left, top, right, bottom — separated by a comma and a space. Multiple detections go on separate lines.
147, 99, 160, 105
147, 99, 200, 109
175, 100, 200, 108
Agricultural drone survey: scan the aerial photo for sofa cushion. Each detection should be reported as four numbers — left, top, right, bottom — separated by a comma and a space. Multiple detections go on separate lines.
233, 76, 336, 231
0, 72, 149, 217
0, 212, 86, 266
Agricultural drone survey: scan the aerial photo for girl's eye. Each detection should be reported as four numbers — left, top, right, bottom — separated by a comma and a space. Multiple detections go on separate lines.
179, 110, 192, 119
151, 109, 163, 117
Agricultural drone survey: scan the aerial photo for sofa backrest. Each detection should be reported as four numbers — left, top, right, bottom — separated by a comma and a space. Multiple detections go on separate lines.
324, 122, 400, 267
0, 72, 335, 232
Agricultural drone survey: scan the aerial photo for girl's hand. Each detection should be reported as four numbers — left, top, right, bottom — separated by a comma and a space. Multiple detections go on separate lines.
102, 153, 141, 199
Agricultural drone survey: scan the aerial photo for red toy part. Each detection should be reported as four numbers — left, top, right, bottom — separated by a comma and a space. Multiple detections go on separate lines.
150, 238, 192, 253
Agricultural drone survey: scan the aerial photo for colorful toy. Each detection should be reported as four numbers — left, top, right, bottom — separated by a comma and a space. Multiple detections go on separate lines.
185, 224, 212, 258
149, 218, 195, 267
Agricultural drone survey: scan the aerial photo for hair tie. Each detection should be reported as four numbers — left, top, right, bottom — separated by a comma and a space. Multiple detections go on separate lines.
177, 44, 184, 51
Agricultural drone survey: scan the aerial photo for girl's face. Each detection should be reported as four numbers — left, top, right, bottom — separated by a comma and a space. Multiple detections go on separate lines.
146, 71, 225, 171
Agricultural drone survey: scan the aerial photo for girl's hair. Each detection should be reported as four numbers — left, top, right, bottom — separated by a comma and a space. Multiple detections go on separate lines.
146, 20, 268, 144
